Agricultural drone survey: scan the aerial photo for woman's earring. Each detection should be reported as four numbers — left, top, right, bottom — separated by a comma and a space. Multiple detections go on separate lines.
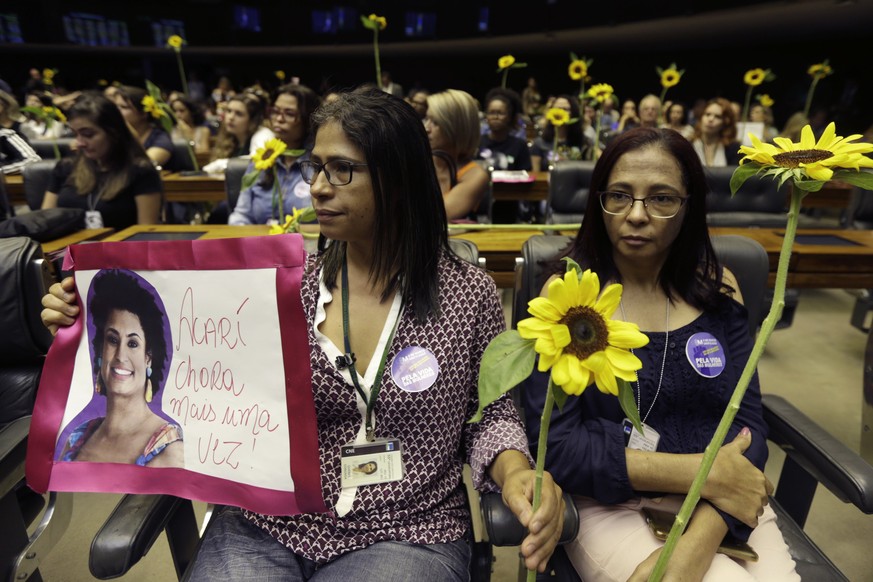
145, 367, 153, 403
94, 357, 103, 395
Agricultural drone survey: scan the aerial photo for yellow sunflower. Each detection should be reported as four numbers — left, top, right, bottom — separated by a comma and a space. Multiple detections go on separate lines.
545, 107, 571, 126
739, 122, 873, 182
141, 95, 166, 120
275, 70, 286, 81
744, 68, 766, 86
167, 35, 184, 49
367, 13, 387, 30
587, 83, 614, 104
253, 138, 288, 171
661, 68, 681, 88
568, 60, 587, 81
757, 94, 774, 108
517, 269, 648, 396
498, 55, 516, 70
808, 62, 832, 78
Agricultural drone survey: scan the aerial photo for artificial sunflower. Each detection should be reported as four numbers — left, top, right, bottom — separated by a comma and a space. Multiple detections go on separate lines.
141, 95, 166, 120
41, 106, 66, 123
568, 60, 587, 81
587, 83, 614, 104
744, 68, 766, 86
42, 68, 55, 86
518, 269, 648, 396
269, 207, 316, 235
253, 138, 288, 171
167, 35, 184, 49
738, 122, 873, 183
661, 68, 681, 88
498, 54, 516, 70
275, 70, 286, 81
545, 107, 571, 126
757, 94, 774, 108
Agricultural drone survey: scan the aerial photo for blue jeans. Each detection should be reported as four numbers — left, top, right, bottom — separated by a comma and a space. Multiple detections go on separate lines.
185, 507, 471, 581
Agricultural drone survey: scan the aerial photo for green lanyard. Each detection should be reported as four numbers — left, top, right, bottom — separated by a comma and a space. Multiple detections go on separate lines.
339, 256, 401, 442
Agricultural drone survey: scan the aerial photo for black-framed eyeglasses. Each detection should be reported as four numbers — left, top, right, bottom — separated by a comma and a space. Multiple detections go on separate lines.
299, 160, 368, 186
599, 191, 688, 219
271, 109, 299, 121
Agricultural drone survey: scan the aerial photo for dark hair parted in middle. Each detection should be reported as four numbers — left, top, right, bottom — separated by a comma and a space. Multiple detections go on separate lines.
310, 87, 451, 322
89, 269, 169, 397
566, 126, 729, 310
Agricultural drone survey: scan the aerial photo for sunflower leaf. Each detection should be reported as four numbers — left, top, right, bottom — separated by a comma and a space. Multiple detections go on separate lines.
562, 257, 583, 277
550, 380, 569, 413
241, 170, 260, 192
730, 164, 761, 196
469, 330, 536, 423
794, 179, 826, 192
832, 170, 873, 191
617, 379, 643, 434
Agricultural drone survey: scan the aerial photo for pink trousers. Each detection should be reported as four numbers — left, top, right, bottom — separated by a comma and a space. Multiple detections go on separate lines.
564, 496, 800, 582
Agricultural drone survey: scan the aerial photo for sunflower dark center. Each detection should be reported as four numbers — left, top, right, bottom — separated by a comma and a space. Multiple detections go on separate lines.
772, 149, 833, 168
560, 306, 609, 360
263, 149, 275, 158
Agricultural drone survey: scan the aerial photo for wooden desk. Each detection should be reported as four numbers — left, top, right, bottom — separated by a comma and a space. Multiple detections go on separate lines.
91, 225, 873, 290
4, 173, 227, 205
5, 174, 24, 204
160, 172, 226, 203
41, 228, 113, 254
492, 172, 548, 202
796, 180, 853, 209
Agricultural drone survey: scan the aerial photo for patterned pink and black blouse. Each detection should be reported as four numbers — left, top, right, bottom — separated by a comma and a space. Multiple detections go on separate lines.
244, 252, 531, 564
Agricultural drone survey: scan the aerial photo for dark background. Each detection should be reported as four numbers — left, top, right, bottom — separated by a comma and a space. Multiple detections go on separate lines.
2, 0, 871, 132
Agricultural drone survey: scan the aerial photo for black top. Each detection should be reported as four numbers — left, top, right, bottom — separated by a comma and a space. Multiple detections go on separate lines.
478, 134, 532, 171
49, 158, 162, 230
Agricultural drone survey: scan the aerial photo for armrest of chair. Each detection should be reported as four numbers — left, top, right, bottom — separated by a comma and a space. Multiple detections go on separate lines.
89, 493, 198, 580
763, 394, 873, 519
0, 416, 30, 499
480, 491, 579, 547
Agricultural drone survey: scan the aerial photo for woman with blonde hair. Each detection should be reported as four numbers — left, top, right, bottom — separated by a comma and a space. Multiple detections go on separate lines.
425, 89, 489, 221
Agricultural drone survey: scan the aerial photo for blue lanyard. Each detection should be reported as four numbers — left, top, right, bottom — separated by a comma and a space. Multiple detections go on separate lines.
339, 255, 401, 442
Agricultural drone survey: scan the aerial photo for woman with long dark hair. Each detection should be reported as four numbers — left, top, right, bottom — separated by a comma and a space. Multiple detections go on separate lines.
41, 92, 161, 228
524, 127, 798, 581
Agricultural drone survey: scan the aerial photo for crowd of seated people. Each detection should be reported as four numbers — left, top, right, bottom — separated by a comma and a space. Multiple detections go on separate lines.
0, 64, 850, 232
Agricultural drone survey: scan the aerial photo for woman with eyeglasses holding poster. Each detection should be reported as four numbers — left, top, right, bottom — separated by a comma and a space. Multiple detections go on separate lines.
228, 84, 321, 225
42, 87, 565, 580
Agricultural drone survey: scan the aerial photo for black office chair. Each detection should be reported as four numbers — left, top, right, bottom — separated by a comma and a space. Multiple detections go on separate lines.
509, 234, 873, 581
847, 185, 873, 332
22, 159, 59, 211
224, 157, 252, 214
29, 138, 74, 160
171, 140, 197, 173
704, 165, 799, 330
547, 160, 594, 224
0, 236, 72, 582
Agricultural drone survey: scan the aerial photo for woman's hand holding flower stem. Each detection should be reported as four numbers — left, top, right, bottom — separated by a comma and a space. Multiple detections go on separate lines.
490, 449, 564, 575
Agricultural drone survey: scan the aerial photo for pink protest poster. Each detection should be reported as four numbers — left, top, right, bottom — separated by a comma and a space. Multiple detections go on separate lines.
26, 235, 327, 516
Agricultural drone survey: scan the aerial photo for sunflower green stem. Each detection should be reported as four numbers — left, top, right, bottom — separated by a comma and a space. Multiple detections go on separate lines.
803, 77, 820, 121
648, 186, 802, 581
527, 378, 556, 582
373, 29, 382, 88
741, 84, 753, 123
174, 50, 189, 96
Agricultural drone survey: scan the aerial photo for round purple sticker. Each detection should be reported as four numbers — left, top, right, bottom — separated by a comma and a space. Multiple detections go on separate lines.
684, 332, 726, 378
391, 346, 439, 392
